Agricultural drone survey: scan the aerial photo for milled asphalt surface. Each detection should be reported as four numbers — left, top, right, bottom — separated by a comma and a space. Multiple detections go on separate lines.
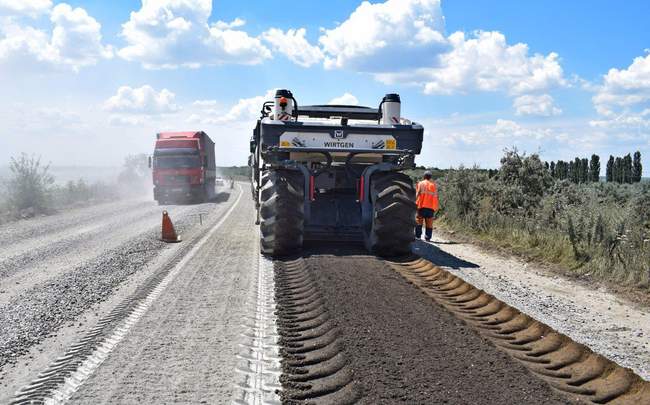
296, 244, 570, 404
414, 231, 650, 381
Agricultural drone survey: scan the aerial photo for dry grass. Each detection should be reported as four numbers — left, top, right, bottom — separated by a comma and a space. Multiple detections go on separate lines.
434, 152, 650, 290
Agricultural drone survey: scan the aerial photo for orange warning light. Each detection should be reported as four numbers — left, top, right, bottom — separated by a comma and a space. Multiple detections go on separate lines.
279, 97, 288, 107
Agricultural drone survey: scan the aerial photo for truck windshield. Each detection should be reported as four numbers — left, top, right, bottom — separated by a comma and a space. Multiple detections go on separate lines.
155, 156, 200, 169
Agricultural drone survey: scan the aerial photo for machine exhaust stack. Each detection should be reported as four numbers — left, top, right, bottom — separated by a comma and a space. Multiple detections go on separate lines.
380, 93, 401, 125
273, 89, 294, 121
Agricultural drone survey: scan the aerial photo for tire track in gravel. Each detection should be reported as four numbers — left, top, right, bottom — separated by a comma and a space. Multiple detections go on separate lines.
275, 245, 570, 404
0, 201, 159, 268
0, 193, 231, 371
0, 202, 209, 308
0, 202, 192, 285
0, 199, 153, 246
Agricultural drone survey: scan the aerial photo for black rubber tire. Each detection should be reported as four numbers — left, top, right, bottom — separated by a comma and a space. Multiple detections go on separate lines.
259, 170, 304, 256
193, 188, 206, 204
364, 171, 416, 256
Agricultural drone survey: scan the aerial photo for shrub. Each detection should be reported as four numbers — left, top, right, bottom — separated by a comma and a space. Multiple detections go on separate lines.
5, 153, 54, 214
433, 150, 649, 289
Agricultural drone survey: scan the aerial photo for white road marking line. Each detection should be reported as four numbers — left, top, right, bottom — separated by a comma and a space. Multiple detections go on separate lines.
25, 185, 244, 405
232, 231, 281, 404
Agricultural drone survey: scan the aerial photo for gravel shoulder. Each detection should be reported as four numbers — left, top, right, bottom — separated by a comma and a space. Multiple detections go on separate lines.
414, 229, 650, 381
0, 187, 235, 401
69, 187, 256, 404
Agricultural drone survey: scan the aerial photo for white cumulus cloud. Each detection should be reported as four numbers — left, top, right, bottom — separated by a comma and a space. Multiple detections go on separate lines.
104, 85, 179, 115
594, 53, 650, 112
328, 93, 359, 105
437, 118, 558, 149
0, 0, 52, 17
212, 17, 245, 30
188, 90, 275, 125
376, 31, 566, 96
589, 52, 650, 133
49, 4, 113, 68
319, 0, 447, 71
118, 0, 271, 69
514, 94, 562, 116
262, 28, 323, 67
0, 3, 112, 71
315, 0, 567, 116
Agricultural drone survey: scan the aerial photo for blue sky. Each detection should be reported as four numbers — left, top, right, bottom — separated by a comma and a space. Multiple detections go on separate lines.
1, 0, 649, 170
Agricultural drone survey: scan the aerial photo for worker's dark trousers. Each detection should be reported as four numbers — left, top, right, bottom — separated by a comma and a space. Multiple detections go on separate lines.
415, 208, 434, 240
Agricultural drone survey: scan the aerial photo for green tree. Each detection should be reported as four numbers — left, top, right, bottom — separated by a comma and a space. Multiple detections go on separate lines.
632, 151, 642, 182
589, 154, 600, 182
118, 154, 150, 186
623, 154, 633, 184
6, 153, 54, 213
560, 160, 568, 180
550, 161, 556, 178
606, 155, 614, 182
614, 157, 623, 183
572, 157, 582, 183
581, 158, 589, 183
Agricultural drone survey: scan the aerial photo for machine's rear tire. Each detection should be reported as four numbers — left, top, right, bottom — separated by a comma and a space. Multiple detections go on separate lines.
365, 171, 416, 256
259, 170, 304, 256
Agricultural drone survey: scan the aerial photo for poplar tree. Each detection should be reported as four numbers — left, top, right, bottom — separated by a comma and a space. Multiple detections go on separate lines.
606, 155, 614, 182
589, 154, 600, 182
574, 157, 582, 183
581, 158, 589, 183
623, 154, 633, 183
632, 151, 643, 182
550, 161, 556, 178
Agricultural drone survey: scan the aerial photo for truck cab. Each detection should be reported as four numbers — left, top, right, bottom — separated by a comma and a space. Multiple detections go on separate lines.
152, 131, 216, 204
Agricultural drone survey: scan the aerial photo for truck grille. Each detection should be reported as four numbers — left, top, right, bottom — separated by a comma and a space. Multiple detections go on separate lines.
164, 175, 191, 184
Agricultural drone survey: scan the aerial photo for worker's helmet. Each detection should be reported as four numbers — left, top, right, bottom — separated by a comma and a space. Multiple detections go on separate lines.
423, 171, 432, 179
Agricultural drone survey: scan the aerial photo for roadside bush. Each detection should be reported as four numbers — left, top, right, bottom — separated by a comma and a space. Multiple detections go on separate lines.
51, 179, 120, 207
1, 153, 153, 222
5, 153, 54, 215
435, 150, 650, 290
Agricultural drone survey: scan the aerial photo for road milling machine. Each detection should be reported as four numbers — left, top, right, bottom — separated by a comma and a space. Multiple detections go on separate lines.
249, 89, 424, 256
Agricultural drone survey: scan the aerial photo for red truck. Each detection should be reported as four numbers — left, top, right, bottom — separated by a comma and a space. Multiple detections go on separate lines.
150, 131, 216, 204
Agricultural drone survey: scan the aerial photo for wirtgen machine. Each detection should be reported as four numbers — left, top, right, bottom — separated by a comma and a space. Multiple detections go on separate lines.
249, 89, 424, 256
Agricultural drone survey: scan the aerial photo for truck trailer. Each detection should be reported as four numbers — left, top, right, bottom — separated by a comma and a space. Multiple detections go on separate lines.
249, 89, 424, 257
151, 131, 216, 204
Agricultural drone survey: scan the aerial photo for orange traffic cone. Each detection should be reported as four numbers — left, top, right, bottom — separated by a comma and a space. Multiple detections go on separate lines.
161, 210, 181, 243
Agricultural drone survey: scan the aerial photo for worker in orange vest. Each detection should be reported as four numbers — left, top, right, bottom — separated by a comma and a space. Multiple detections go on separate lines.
415, 171, 439, 241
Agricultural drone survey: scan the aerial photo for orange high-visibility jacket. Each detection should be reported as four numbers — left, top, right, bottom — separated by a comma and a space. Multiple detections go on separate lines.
416, 180, 439, 211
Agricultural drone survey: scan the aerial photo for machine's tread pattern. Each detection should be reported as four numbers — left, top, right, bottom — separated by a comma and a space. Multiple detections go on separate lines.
388, 258, 650, 405
274, 259, 360, 404
259, 170, 304, 256
365, 172, 416, 256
